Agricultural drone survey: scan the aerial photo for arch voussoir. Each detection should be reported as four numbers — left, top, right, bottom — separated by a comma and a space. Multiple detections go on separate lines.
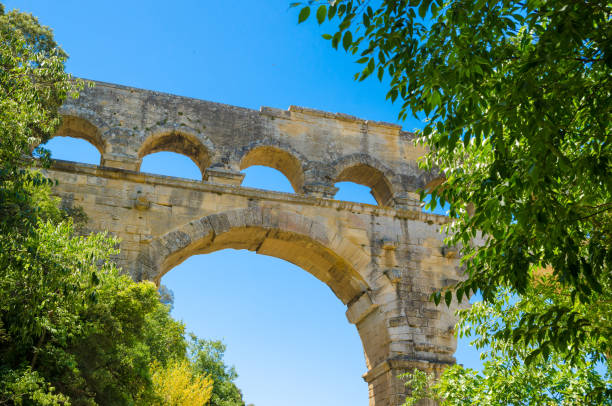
133, 208, 370, 304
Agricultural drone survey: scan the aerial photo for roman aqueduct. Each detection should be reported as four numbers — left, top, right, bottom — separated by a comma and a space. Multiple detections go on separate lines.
46, 80, 464, 406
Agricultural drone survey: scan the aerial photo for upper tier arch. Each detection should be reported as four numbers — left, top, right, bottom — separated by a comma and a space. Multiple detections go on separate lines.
239, 145, 305, 193
332, 154, 396, 206
137, 129, 212, 178
58, 80, 438, 206
53, 114, 106, 155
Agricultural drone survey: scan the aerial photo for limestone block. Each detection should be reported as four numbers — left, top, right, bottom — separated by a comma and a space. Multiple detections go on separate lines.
346, 292, 378, 325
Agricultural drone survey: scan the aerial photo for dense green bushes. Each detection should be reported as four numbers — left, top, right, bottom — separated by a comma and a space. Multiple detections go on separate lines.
0, 4, 246, 404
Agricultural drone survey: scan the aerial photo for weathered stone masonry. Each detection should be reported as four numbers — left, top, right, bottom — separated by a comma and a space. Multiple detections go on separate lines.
46, 80, 463, 406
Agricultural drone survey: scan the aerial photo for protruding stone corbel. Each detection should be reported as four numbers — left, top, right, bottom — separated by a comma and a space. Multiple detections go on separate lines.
346, 291, 378, 325
380, 238, 399, 268
133, 190, 150, 211
380, 238, 399, 251
383, 267, 403, 284
204, 167, 245, 186
303, 183, 339, 199
441, 244, 458, 258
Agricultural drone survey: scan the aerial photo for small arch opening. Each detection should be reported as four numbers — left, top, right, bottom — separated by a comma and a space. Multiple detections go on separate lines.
140, 151, 202, 181
333, 182, 377, 205
53, 115, 106, 155
335, 164, 393, 206
241, 166, 295, 193
138, 131, 210, 179
42, 136, 102, 166
240, 146, 304, 193
421, 193, 450, 216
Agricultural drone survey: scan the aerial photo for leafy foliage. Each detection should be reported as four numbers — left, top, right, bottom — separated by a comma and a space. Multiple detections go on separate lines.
0, 4, 79, 232
294, 0, 611, 362
189, 337, 246, 406
402, 282, 611, 405
151, 359, 214, 405
0, 4, 248, 405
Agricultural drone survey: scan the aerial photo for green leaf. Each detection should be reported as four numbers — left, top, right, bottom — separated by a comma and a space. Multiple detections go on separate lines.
362, 12, 370, 27
322, 33, 332, 40
316, 5, 327, 24
332, 31, 341, 49
328, 4, 337, 19
367, 57, 375, 73
445, 290, 452, 306
418, 0, 429, 18
342, 30, 353, 51
298, 6, 310, 23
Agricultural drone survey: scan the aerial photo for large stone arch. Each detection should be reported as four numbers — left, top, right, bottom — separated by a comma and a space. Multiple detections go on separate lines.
238, 144, 306, 193
132, 207, 393, 385
135, 207, 370, 305
332, 154, 396, 207
137, 127, 214, 178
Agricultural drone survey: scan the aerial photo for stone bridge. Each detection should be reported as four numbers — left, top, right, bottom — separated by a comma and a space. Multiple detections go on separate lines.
45, 80, 463, 406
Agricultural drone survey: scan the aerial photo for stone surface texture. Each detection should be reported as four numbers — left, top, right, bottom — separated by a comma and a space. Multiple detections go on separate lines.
47, 80, 463, 406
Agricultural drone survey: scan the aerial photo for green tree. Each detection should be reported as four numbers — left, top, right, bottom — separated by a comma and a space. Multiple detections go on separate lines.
294, 0, 610, 362
0, 4, 83, 403
189, 337, 246, 406
0, 5, 207, 405
151, 359, 214, 405
402, 277, 611, 405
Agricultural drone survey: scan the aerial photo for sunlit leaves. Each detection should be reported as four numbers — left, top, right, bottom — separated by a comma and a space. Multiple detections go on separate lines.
405, 281, 610, 404
151, 360, 213, 405
0, 6, 217, 405
189, 337, 245, 406
293, 0, 611, 363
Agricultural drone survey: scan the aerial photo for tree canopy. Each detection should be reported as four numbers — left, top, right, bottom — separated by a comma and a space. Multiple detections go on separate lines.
294, 0, 611, 363
0, 4, 248, 405
189, 336, 247, 406
402, 277, 611, 405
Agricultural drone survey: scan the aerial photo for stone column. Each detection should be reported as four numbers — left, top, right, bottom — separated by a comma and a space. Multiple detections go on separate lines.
101, 152, 141, 171
350, 228, 462, 405
204, 167, 245, 186
303, 183, 339, 199
392, 192, 422, 211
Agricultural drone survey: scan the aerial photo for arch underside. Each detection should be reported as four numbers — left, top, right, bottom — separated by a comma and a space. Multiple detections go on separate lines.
336, 164, 394, 206
240, 146, 304, 193
54, 115, 105, 155
138, 131, 211, 178
140, 209, 370, 306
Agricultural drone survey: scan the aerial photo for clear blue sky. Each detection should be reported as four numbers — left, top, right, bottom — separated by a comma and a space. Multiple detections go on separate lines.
6, 1, 483, 405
